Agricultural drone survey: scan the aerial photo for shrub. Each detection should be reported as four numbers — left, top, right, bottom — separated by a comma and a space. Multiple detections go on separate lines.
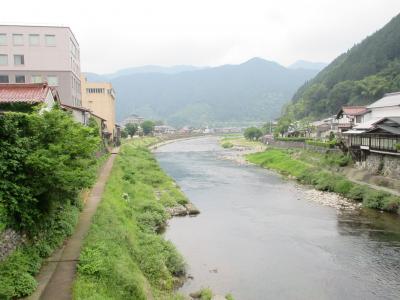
226, 294, 235, 300
221, 141, 234, 148
381, 195, 400, 213
200, 288, 213, 300
323, 153, 352, 167
363, 191, 390, 209
396, 143, 400, 151
306, 139, 337, 148
244, 127, 263, 140
347, 185, 367, 201
333, 179, 354, 196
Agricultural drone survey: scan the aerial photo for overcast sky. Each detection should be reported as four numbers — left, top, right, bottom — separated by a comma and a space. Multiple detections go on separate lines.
3, 0, 400, 73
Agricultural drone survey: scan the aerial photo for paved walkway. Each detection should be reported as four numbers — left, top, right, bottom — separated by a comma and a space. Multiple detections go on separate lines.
25, 149, 119, 300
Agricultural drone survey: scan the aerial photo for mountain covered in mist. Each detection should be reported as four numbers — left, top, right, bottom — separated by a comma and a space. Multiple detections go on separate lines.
289, 60, 328, 71
86, 58, 319, 127
284, 13, 400, 120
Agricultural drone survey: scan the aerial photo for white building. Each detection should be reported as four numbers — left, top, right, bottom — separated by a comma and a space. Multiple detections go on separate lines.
362, 92, 400, 123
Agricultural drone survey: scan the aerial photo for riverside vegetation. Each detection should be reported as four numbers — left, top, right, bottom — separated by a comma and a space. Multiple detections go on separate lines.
0, 107, 104, 299
73, 138, 190, 300
247, 148, 400, 213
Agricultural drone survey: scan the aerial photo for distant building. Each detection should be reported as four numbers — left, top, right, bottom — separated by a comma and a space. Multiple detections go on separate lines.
335, 106, 367, 132
0, 82, 59, 112
121, 114, 144, 127
154, 125, 176, 135
310, 116, 338, 139
81, 76, 116, 139
0, 25, 81, 107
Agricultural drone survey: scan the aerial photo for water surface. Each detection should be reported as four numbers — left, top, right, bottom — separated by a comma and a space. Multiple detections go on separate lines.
155, 137, 400, 300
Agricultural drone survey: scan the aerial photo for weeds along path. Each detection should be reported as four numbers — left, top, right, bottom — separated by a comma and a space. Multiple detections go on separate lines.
26, 148, 119, 300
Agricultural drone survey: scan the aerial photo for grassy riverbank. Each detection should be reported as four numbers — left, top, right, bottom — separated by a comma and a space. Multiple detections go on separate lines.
247, 148, 400, 213
73, 138, 189, 300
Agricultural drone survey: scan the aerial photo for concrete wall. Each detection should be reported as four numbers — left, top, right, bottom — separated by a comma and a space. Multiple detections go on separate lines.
356, 152, 400, 178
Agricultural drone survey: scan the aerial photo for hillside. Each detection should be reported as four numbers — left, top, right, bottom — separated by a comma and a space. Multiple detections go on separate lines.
284, 13, 400, 120
91, 58, 318, 127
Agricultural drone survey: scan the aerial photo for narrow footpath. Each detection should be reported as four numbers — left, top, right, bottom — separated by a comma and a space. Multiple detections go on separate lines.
25, 148, 119, 300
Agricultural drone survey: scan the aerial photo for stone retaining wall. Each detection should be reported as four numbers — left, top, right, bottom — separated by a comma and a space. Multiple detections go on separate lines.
0, 229, 25, 261
356, 152, 400, 178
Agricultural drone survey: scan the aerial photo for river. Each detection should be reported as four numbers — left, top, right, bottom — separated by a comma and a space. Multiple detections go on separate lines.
154, 137, 400, 300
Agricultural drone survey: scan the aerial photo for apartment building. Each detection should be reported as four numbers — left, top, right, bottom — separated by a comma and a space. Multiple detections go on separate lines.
81, 76, 116, 139
0, 25, 81, 107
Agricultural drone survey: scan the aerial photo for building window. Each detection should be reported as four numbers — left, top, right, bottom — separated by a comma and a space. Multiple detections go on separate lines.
31, 75, 42, 83
0, 54, 7, 65
47, 75, 58, 86
0, 34, 6, 46
0, 75, 9, 83
45, 34, 56, 46
12, 34, 24, 46
14, 55, 25, 65
29, 34, 40, 46
15, 75, 25, 83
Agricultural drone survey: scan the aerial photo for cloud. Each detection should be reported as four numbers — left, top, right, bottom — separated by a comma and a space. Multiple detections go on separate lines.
2, 0, 400, 72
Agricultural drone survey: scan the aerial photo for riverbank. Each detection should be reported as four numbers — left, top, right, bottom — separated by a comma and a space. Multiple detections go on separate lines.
73, 138, 194, 300
247, 148, 400, 214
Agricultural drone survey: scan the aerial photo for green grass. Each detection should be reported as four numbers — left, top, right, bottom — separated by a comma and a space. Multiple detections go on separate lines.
73, 138, 189, 300
247, 148, 400, 213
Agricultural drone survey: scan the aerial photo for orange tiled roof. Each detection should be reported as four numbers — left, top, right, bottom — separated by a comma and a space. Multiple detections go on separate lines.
341, 106, 367, 116
0, 83, 51, 104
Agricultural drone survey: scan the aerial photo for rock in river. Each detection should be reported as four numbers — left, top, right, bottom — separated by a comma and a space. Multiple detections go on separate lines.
185, 203, 200, 215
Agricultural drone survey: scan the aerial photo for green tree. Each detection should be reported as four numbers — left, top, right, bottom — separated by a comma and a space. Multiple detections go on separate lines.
125, 123, 138, 137
274, 116, 292, 137
244, 127, 263, 140
0, 108, 100, 231
141, 120, 155, 136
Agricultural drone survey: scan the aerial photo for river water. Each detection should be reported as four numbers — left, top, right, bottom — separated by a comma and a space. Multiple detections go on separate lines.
154, 137, 400, 300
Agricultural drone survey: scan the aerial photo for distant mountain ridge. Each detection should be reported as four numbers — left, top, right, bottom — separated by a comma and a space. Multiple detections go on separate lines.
85, 58, 319, 127
284, 13, 400, 120
84, 65, 203, 82
289, 60, 328, 71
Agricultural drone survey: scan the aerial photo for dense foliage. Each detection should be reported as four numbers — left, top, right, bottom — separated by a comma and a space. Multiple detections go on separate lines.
0, 109, 100, 231
244, 127, 263, 140
73, 139, 188, 300
283, 13, 400, 120
0, 108, 102, 299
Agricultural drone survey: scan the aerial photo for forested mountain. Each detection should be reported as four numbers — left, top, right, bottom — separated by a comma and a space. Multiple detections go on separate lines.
284, 13, 400, 120
89, 58, 318, 127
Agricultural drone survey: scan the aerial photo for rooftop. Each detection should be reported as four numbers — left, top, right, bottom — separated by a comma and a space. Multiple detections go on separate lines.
367, 92, 400, 109
0, 83, 58, 104
336, 106, 367, 118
